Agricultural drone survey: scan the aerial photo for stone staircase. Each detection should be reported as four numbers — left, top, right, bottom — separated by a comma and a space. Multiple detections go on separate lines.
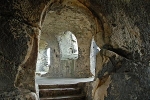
39, 84, 86, 100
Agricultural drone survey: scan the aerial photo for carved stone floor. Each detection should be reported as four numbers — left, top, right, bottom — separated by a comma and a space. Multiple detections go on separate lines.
35, 75, 94, 85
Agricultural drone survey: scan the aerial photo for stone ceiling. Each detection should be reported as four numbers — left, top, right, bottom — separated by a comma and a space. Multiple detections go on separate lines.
41, 0, 96, 45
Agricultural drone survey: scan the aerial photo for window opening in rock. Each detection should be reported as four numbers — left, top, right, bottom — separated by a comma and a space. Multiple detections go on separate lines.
36, 40, 49, 75
90, 37, 100, 76
57, 31, 78, 60
47, 48, 50, 66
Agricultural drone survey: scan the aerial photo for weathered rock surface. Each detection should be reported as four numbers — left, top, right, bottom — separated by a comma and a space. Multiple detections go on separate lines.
88, 0, 150, 100
0, 0, 49, 99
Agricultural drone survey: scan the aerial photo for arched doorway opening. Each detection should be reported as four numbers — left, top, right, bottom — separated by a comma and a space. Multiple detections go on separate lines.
35, 0, 97, 79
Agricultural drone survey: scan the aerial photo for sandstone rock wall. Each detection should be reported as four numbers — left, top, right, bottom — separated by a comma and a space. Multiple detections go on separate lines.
0, 0, 50, 99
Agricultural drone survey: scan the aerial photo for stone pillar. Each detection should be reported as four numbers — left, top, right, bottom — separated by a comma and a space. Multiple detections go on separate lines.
75, 34, 93, 78
42, 37, 61, 77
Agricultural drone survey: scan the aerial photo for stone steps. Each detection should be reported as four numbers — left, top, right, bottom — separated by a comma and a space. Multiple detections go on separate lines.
39, 84, 78, 89
39, 84, 85, 100
40, 95, 85, 100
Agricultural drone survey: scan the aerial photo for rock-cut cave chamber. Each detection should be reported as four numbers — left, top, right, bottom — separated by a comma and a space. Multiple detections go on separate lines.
0, 0, 150, 100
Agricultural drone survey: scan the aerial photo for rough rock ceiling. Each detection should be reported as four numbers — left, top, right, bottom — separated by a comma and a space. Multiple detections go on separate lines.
41, 0, 96, 44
